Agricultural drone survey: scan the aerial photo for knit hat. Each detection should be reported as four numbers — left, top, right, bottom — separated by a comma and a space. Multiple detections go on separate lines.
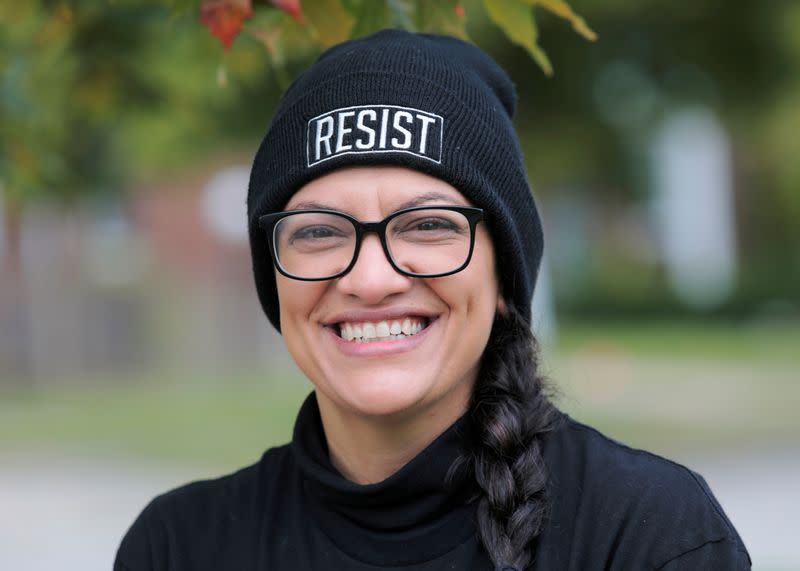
247, 29, 543, 332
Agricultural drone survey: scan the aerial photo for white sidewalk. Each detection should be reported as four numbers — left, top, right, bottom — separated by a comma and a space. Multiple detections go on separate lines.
0, 450, 201, 571
680, 445, 800, 571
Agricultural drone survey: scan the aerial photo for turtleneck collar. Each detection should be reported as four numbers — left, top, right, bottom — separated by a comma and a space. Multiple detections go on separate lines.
290, 392, 479, 566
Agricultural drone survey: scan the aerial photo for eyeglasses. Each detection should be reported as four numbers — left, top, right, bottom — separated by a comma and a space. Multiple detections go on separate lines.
259, 205, 484, 281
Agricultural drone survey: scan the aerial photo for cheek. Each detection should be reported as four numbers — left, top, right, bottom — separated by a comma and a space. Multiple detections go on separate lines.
430, 239, 500, 328
276, 273, 326, 318
276, 276, 327, 366
464, 234, 500, 316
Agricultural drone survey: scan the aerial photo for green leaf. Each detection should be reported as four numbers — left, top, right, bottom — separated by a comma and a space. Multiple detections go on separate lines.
483, 0, 553, 75
349, 0, 391, 38
166, 0, 198, 17
526, 0, 597, 41
414, 0, 468, 40
303, 0, 355, 47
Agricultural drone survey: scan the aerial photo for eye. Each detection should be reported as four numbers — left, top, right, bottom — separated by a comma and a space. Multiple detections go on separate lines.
411, 218, 460, 232
291, 225, 344, 242
389, 209, 471, 245
396, 215, 464, 235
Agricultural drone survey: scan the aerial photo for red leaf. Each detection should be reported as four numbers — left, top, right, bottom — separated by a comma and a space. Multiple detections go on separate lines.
271, 0, 303, 23
200, 0, 253, 50
454, 3, 466, 19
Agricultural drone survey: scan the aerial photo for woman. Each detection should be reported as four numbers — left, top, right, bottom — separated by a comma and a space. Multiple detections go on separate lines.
115, 29, 750, 570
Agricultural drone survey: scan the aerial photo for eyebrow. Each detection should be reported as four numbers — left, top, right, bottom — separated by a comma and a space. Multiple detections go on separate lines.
396, 191, 467, 210
287, 191, 466, 215
289, 200, 343, 212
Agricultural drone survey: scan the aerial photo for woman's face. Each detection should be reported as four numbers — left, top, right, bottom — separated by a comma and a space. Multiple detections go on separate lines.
276, 166, 502, 420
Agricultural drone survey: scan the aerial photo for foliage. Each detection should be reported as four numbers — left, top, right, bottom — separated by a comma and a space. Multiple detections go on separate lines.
0, 2, 169, 207
200, 0, 255, 48
483, 0, 595, 75
195, 0, 595, 74
0, 0, 593, 210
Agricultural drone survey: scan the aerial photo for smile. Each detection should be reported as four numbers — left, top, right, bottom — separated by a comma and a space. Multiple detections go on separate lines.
338, 317, 430, 342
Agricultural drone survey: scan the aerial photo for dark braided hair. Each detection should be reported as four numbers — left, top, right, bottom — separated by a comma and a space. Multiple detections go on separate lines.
453, 305, 561, 570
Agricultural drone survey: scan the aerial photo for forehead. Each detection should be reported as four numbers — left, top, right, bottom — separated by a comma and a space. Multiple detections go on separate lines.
284, 166, 472, 214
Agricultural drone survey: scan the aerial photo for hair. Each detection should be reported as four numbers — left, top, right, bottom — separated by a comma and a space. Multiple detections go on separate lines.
451, 304, 561, 570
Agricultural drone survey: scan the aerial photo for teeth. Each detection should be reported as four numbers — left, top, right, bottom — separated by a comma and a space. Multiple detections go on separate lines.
376, 321, 391, 338
336, 317, 428, 342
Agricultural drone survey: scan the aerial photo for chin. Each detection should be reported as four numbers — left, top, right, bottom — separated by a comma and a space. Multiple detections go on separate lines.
329, 370, 433, 418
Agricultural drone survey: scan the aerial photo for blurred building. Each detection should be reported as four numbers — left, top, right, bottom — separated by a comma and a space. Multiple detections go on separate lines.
0, 162, 288, 384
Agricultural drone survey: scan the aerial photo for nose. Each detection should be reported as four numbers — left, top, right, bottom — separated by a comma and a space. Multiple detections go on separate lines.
335, 234, 413, 303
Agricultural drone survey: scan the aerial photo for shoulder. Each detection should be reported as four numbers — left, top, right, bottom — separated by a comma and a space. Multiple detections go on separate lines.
114, 444, 293, 570
542, 416, 750, 569
548, 417, 715, 503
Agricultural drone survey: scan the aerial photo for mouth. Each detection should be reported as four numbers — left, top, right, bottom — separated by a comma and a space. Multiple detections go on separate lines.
332, 316, 433, 343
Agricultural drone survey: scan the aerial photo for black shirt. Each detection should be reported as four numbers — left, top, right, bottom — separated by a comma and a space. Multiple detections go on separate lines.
115, 393, 750, 570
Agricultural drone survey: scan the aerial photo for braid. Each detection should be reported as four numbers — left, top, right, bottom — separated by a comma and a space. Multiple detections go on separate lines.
457, 306, 561, 570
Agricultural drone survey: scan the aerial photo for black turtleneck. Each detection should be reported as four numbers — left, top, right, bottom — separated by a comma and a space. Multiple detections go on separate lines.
115, 392, 750, 570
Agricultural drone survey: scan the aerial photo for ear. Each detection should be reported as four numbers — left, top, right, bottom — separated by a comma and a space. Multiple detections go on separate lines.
496, 293, 509, 317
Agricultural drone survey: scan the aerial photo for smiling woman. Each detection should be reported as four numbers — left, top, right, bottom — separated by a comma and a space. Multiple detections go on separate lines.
274, 168, 499, 438
114, 29, 750, 571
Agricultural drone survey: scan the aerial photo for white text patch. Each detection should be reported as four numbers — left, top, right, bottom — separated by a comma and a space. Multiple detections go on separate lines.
306, 105, 444, 167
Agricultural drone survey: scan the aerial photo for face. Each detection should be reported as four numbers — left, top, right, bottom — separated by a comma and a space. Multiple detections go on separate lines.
276, 166, 502, 421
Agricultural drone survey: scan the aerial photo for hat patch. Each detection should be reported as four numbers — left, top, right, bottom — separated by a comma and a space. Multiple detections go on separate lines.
306, 105, 443, 167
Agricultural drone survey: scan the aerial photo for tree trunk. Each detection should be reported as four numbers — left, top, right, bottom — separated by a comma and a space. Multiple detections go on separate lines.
1, 198, 33, 384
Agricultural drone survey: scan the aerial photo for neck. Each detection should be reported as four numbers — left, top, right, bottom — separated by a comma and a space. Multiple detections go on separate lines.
317, 392, 471, 485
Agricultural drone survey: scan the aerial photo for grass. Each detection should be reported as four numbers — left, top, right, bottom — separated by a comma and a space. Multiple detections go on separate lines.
549, 318, 800, 456
1, 319, 798, 469
0, 371, 312, 470
557, 317, 800, 362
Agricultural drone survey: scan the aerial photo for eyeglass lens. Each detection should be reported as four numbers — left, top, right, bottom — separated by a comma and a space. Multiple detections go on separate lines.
272, 208, 473, 279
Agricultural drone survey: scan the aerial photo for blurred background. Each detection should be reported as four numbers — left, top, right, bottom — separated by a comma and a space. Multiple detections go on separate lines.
1, 0, 798, 569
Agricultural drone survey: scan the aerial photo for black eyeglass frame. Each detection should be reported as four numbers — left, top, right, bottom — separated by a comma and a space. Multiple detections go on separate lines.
258, 205, 485, 281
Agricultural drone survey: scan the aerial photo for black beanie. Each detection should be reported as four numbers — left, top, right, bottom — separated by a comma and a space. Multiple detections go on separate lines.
247, 29, 543, 332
